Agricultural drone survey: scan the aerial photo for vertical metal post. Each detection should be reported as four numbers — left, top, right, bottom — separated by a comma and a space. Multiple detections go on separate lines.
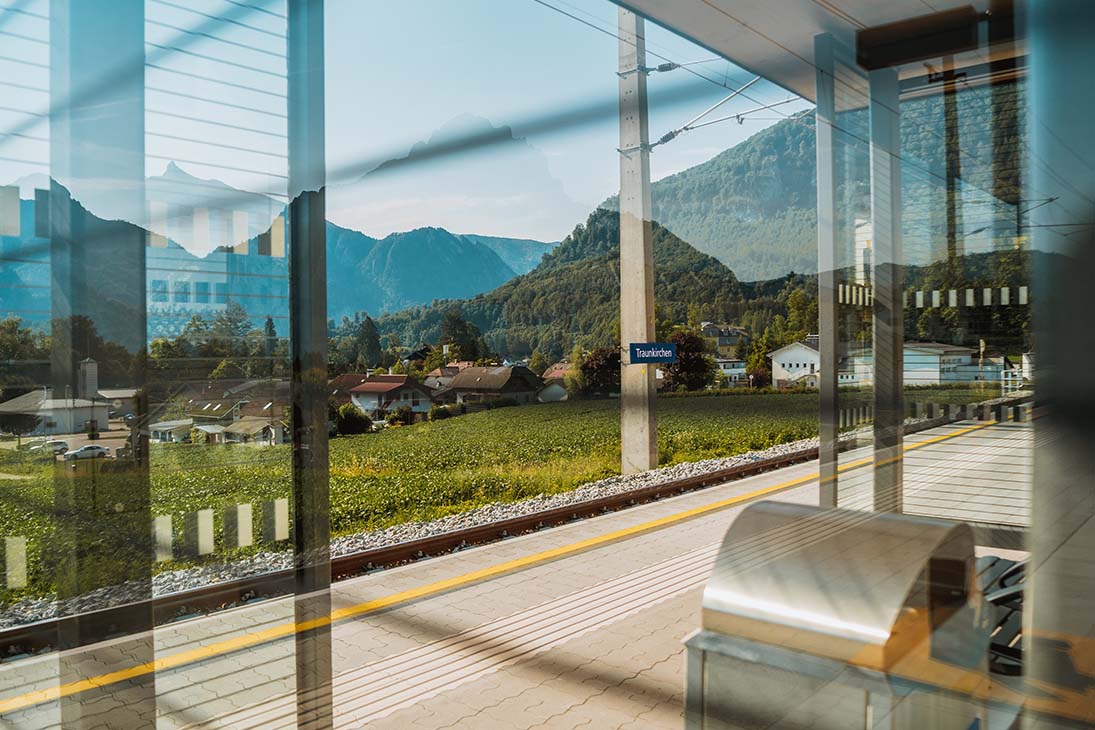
617, 8, 657, 474
49, 1, 155, 726
288, 1, 332, 727
868, 68, 904, 513
1026, 2, 1095, 722
941, 56, 964, 265
815, 34, 839, 508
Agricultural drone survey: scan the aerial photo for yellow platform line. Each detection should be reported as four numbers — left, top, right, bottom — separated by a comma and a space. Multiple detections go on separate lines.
0, 419, 998, 714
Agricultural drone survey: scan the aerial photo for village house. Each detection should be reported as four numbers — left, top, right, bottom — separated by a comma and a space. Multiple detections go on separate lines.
768, 341, 820, 388
223, 416, 286, 445
700, 322, 749, 357
423, 361, 474, 392
149, 418, 194, 443
328, 373, 370, 407
715, 357, 747, 385
442, 365, 543, 406
349, 374, 434, 422
402, 344, 433, 368
540, 360, 572, 385
0, 389, 111, 436
188, 397, 247, 425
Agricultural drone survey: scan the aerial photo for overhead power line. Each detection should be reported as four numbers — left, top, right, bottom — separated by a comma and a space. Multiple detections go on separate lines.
649, 76, 761, 149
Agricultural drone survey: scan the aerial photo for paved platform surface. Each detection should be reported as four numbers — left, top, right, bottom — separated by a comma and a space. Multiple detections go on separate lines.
0, 419, 1032, 729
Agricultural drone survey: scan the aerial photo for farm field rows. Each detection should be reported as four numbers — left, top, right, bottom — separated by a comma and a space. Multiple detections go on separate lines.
0, 387, 992, 602
0, 394, 815, 601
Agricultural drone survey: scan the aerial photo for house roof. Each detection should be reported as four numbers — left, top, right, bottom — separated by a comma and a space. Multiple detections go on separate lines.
404, 344, 433, 361
0, 390, 104, 414
349, 374, 430, 395
426, 361, 475, 377
224, 379, 290, 399
224, 416, 280, 435
188, 398, 243, 416
541, 361, 571, 380
41, 399, 99, 409
622, 1, 1006, 103
701, 323, 748, 336
904, 342, 977, 355
98, 388, 138, 399
768, 341, 819, 358
449, 366, 542, 392
329, 372, 369, 391
0, 390, 46, 414
149, 418, 193, 431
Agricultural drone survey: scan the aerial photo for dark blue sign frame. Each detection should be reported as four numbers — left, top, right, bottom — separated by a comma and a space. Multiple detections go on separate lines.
629, 342, 677, 363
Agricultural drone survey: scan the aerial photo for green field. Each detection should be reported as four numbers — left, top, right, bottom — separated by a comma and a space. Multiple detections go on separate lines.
0, 394, 817, 601
0, 387, 996, 603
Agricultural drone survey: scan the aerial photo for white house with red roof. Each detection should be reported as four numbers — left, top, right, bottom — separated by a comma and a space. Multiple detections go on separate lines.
349, 375, 434, 421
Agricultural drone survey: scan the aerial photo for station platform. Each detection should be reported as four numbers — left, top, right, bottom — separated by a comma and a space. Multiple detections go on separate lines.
0, 419, 1032, 729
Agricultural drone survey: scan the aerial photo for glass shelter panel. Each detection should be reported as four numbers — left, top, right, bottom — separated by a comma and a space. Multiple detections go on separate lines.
820, 19, 1033, 547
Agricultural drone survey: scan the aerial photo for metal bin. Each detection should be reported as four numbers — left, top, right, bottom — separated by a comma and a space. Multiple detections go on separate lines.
685, 501, 992, 730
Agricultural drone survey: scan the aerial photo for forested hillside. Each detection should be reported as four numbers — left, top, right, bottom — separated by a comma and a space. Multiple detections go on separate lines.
638, 112, 819, 281
379, 208, 744, 357
598, 78, 1023, 281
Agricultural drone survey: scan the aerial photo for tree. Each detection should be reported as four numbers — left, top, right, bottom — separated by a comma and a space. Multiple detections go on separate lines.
356, 316, 382, 369
662, 329, 716, 391
263, 316, 277, 376
687, 303, 703, 329
578, 347, 620, 395
745, 326, 774, 381
563, 345, 586, 394
733, 335, 749, 361
439, 307, 486, 361
212, 301, 251, 343
210, 358, 246, 380
386, 332, 402, 361
746, 367, 770, 388
0, 317, 46, 363
528, 348, 549, 376
335, 402, 372, 435
0, 317, 48, 409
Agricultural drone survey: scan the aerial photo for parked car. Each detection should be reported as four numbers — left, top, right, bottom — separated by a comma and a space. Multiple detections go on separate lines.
29, 440, 69, 455
63, 444, 110, 460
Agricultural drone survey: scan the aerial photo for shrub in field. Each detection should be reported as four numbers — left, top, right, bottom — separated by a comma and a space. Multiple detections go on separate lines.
662, 329, 716, 391
430, 404, 453, 421
387, 405, 415, 425
336, 403, 373, 435
577, 346, 620, 395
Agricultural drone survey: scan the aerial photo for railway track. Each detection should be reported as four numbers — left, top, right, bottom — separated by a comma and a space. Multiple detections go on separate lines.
0, 401, 1029, 659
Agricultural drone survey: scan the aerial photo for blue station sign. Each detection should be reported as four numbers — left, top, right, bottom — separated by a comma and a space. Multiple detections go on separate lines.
629, 342, 677, 364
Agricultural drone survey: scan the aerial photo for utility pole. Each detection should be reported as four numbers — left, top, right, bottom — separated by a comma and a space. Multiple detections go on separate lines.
617, 8, 657, 474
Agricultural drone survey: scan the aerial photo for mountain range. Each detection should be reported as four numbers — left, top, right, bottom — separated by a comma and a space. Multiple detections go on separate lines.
1, 165, 558, 331
325, 224, 555, 322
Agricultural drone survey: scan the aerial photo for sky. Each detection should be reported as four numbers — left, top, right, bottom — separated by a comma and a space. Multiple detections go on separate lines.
323, 0, 812, 242
0, 0, 812, 248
